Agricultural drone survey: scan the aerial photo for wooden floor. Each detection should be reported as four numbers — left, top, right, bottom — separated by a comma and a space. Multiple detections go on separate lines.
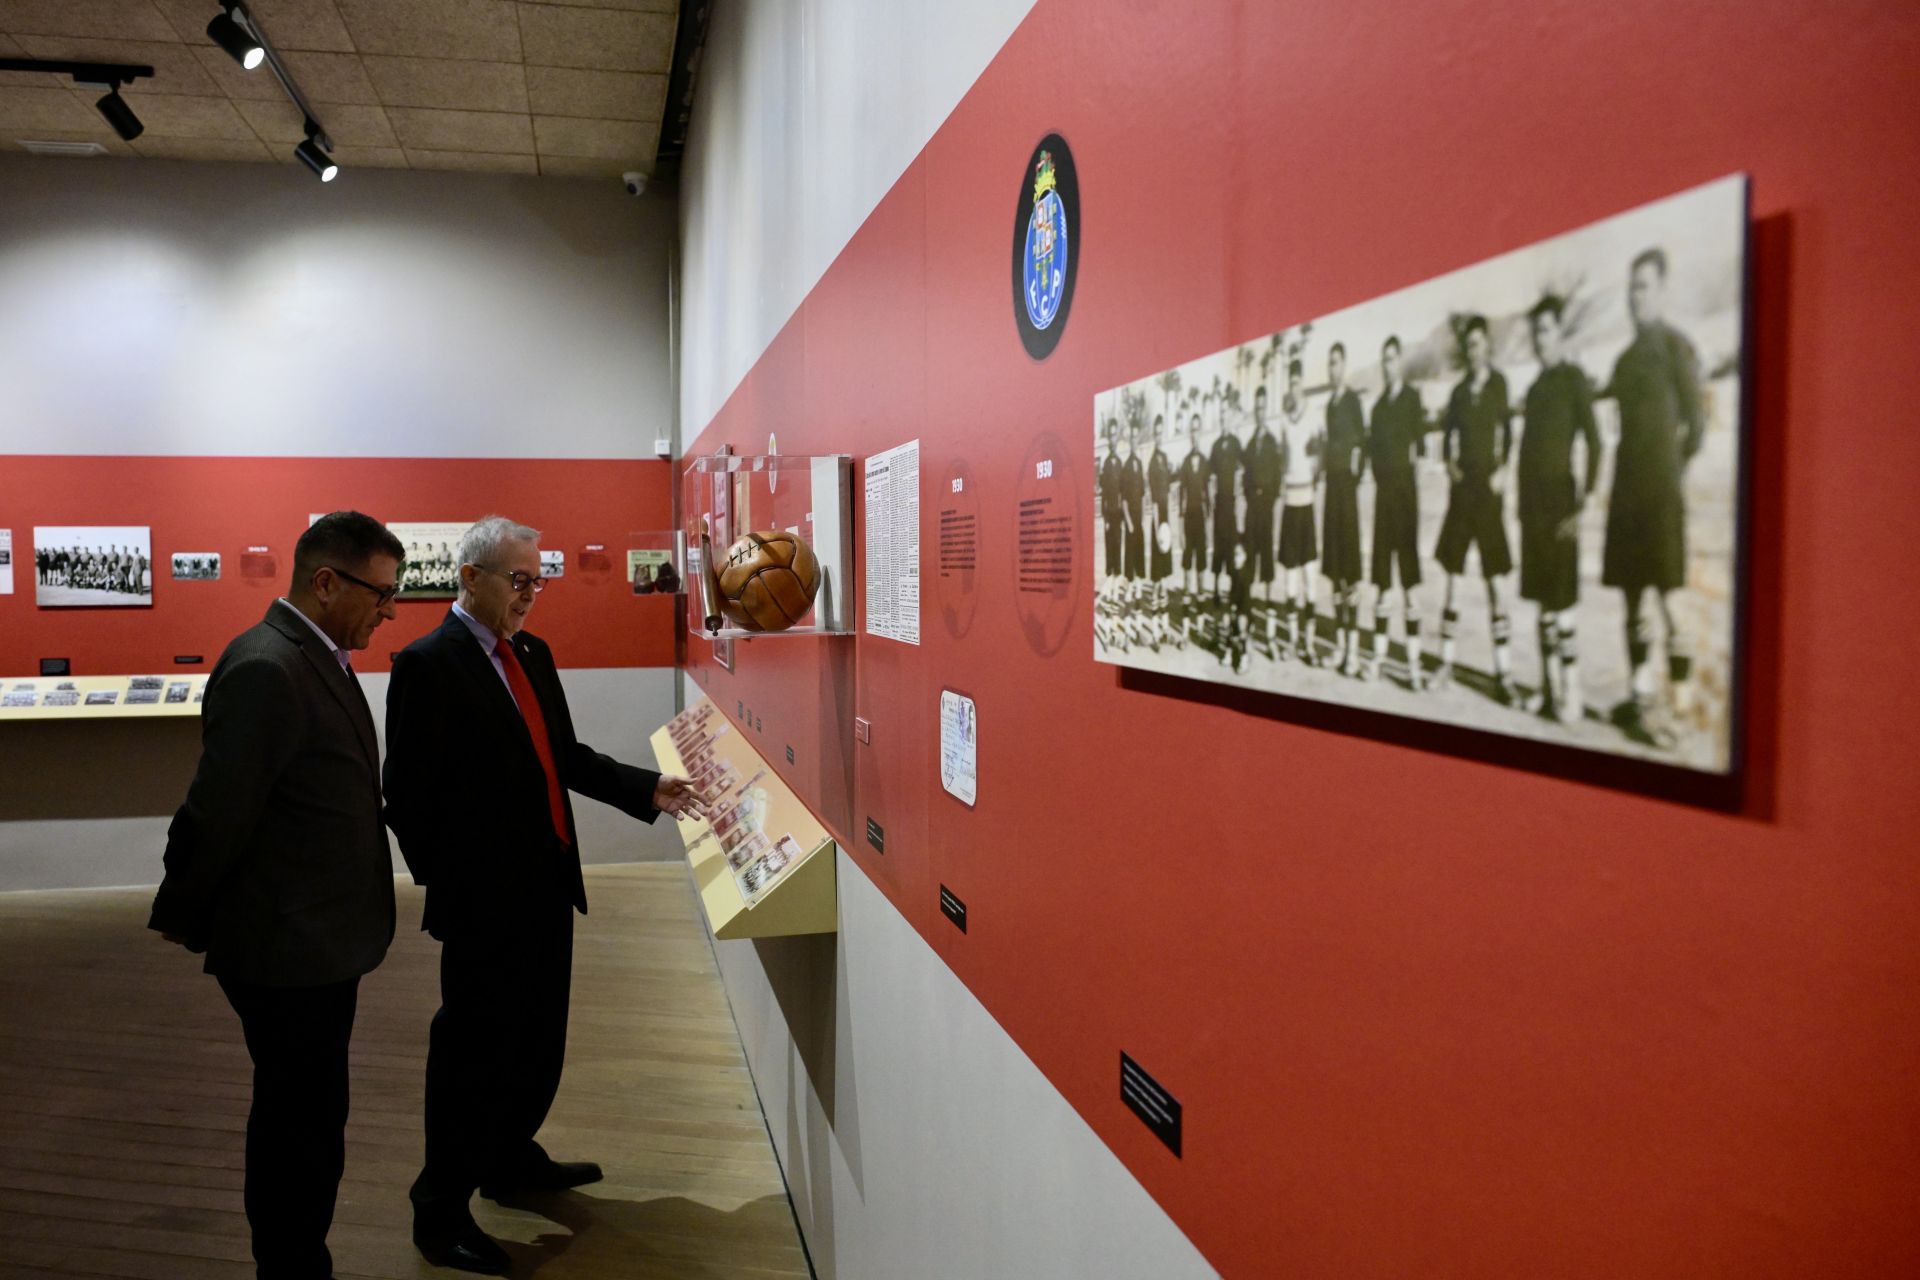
0, 865, 812, 1280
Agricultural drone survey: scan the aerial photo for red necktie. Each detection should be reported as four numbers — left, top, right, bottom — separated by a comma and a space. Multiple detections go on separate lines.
495, 640, 570, 845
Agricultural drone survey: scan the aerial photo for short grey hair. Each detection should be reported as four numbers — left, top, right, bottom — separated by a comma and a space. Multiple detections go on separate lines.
459, 515, 540, 570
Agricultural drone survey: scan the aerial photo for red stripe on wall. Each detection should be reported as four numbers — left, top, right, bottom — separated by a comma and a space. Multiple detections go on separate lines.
681, 0, 1920, 1276
0, 456, 677, 675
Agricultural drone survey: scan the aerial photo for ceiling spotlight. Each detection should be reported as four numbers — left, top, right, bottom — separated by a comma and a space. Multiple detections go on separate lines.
295, 136, 338, 182
207, 11, 265, 71
94, 90, 143, 141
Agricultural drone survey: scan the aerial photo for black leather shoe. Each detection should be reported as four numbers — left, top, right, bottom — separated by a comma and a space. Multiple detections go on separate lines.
480, 1159, 603, 1198
412, 1218, 511, 1275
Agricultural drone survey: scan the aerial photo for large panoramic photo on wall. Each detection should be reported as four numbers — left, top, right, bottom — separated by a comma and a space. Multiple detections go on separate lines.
1093, 175, 1749, 773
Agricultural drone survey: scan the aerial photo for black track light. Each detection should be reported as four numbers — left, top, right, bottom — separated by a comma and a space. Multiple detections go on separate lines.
207, 11, 265, 71
94, 89, 143, 141
295, 136, 338, 183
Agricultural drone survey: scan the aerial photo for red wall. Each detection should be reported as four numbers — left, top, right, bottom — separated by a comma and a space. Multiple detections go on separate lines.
0, 456, 677, 674
684, 1, 1920, 1276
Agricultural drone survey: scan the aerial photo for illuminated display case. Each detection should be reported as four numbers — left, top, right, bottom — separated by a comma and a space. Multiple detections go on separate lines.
681, 452, 853, 639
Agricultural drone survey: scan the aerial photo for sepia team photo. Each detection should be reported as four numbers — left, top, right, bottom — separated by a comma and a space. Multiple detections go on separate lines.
1093, 176, 1748, 771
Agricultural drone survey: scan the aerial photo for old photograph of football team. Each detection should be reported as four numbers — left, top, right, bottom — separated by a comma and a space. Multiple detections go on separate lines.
1093, 175, 1748, 773
389, 521, 467, 600
32, 526, 154, 607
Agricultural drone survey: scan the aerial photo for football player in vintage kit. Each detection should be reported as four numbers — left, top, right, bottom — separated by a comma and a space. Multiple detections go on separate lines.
1320, 342, 1368, 675
1602, 246, 1706, 741
1147, 413, 1174, 585
1517, 294, 1604, 723
1176, 410, 1210, 611
1207, 390, 1244, 604
1242, 383, 1283, 647
1120, 413, 1147, 580
1434, 314, 1516, 701
1276, 359, 1324, 661
1367, 335, 1428, 686
1099, 416, 1125, 582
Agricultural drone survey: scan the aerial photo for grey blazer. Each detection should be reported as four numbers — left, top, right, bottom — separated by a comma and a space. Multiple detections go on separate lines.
149, 600, 396, 986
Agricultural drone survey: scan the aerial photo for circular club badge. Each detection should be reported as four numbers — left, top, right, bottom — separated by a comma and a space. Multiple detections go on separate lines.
1011, 133, 1079, 360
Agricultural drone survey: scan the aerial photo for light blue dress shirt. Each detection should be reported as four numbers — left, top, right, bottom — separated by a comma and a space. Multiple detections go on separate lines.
451, 600, 517, 708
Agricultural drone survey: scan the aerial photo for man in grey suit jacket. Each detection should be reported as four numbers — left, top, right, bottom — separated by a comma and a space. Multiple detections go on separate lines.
150, 510, 406, 1280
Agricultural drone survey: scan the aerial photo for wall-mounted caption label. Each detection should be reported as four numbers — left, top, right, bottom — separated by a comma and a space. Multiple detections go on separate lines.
865, 816, 885, 853
1120, 1052, 1182, 1157
939, 885, 967, 933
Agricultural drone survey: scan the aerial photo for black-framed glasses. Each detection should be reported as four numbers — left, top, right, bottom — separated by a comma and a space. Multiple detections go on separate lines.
326, 565, 403, 607
481, 567, 546, 595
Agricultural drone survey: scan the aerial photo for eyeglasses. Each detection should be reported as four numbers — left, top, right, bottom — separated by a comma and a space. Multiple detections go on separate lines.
481, 567, 546, 595
327, 565, 403, 607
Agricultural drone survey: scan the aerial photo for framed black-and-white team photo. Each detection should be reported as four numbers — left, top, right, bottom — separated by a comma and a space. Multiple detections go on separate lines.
390, 522, 466, 600
32, 526, 155, 608
1093, 175, 1749, 774
171, 552, 222, 581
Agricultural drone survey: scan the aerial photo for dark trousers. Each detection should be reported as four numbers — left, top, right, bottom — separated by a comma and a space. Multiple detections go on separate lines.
411, 905, 574, 1222
217, 974, 360, 1280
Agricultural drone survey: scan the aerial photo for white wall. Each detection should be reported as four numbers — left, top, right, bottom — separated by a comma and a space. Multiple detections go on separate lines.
0, 154, 684, 890
714, 851, 1216, 1280
678, 0, 1039, 436
0, 155, 674, 458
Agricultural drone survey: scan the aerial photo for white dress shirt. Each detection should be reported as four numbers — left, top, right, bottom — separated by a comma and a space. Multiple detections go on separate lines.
277, 598, 352, 670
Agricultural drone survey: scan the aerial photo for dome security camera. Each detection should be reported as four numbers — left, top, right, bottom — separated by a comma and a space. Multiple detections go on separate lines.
623, 171, 647, 197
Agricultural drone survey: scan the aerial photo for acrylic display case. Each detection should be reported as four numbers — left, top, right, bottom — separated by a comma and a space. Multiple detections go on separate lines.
681, 452, 853, 639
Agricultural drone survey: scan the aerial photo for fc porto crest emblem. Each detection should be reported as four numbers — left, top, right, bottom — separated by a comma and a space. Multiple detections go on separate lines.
1012, 133, 1079, 360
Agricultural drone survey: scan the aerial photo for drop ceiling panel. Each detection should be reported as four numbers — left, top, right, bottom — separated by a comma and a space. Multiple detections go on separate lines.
532, 113, 657, 161
0, 1, 180, 44
334, 0, 521, 62
387, 104, 532, 153
237, 95, 395, 146
0, 84, 105, 132
2, 0, 680, 178
131, 133, 273, 162
525, 65, 663, 122
402, 146, 536, 174
517, 5, 674, 72
362, 54, 527, 113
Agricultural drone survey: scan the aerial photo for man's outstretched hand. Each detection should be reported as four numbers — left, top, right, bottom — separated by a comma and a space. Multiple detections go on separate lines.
652, 775, 710, 822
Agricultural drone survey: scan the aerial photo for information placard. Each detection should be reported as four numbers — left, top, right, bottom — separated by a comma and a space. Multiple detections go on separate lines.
863, 439, 921, 644
939, 689, 977, 807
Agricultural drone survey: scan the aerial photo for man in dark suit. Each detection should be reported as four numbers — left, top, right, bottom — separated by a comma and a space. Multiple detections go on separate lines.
384, 515, 705, 1275
150, 510, 405, 1280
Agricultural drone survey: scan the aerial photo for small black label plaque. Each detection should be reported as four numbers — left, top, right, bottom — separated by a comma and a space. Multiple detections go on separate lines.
1120, 1052, 1182, 1157
173, 654, 204, 665
865, 817, 884, 853
938, 885, 967, 932
786, 744, 795, 764
39, 658, 70, 677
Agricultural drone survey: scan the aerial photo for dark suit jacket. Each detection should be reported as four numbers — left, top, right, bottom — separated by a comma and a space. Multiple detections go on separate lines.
382, 611, 660, 941
150, 601, 396, 986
